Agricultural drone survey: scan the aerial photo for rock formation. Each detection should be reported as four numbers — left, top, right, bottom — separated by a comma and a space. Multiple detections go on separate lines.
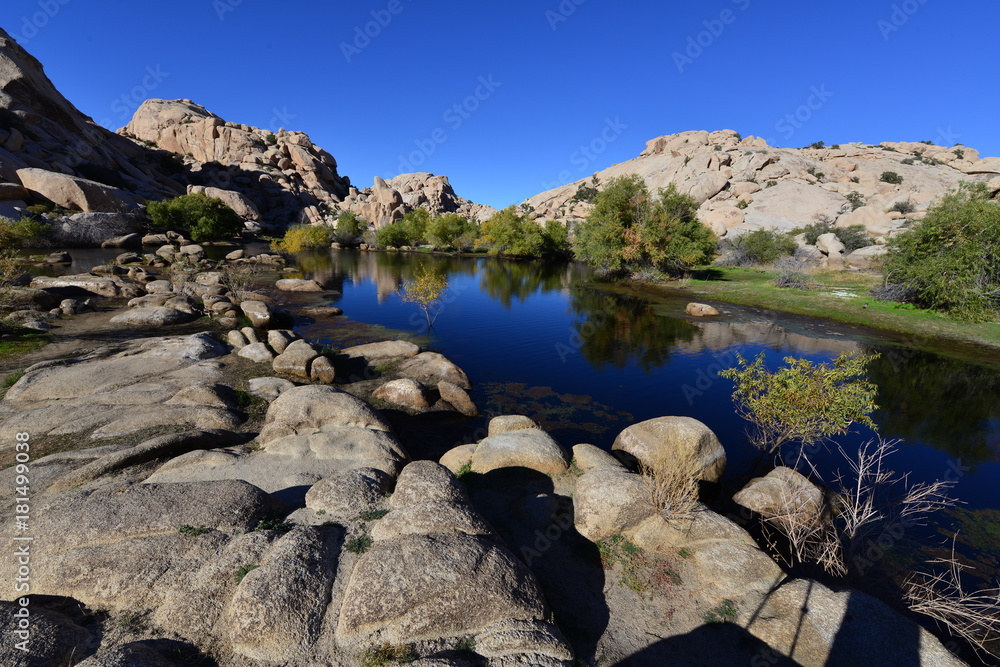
525, 129, 1000, 242
339, 172, 497, 228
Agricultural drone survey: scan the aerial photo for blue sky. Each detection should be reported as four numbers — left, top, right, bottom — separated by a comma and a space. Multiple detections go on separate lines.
3, 0, 999, 209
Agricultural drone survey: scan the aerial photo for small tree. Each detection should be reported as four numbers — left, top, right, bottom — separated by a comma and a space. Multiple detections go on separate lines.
883, 182, 1000, 321
334, 211, 365, 245
427, 213, 477, 250
573, 175, 715, 276
272, 224, 332, 253
398, 264, 449, 330
719, 352, 879, 468
147, 193, 243, 242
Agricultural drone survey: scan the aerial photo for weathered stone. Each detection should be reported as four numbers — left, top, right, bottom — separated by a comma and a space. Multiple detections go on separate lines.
733, 466, 823, 521
572, 443, 625, 472
397, 351, 471, 389
247, 377, 296, 402
240, 300, 271, 328
613, 416, 726, 483
258, 385, 393, 443
815, 233, 846, 256
439, 444, 477, 476
574, 467, 654, 541
685, 302, 720, 317
266, 329, 297, 354
272, 339, 318, 379
238, 342, 275, 363
471, 428, 569, 476
488, 415, 538, 437
438, 380, 478, 416
226, 329, 249, 349
373, 378, 431, 411
304, 467, 392, 519
108, 307, 194, 327
16, 167, 139, 212
275, 278, 324, 292
342, 339, 420, 363
309, 354, 337, 384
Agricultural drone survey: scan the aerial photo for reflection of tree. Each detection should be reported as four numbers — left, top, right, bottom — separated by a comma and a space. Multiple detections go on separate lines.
478, 259, 579, 309
866, 346, 1000, 468
568, 289, 699, 372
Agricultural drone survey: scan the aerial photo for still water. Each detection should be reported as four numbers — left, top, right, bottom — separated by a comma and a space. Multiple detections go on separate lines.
285, 249, 1000, 581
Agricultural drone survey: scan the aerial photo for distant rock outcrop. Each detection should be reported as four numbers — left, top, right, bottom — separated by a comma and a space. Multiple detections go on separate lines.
340, 172, 497, 228
0, 28, 179, 214
525, 129, 1000, 242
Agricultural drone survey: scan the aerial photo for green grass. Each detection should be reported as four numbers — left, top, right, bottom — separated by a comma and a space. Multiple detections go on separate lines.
704, 599, 738, 624
233, 564, 259, 583
178, 524, 212, 537
3, 368, 25, 392
0, 332, 50, 360
253, 516, 293, 533
356, 509, 390, 522
358, 643, 417, 666
455, 461, 473, 479
345, 535, 374, 554
657, 267, 1000, 355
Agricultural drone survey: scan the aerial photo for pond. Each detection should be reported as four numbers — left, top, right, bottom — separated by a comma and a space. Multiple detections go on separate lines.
286, 249, 1000, 587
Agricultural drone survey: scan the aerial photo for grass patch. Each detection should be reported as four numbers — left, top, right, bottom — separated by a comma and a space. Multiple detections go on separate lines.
345, 535, 374, 554
455, 461, 474, 479
597, 536, 683, 594
453, 635, 476, 652
358, 643, 417, 666
178, 525, 212, 537
117, 610, 147, 633
704, 599, 738, 624
664, 267, 1000, 355
233, 564, 259, 583
253, 516, 293, 533
356, 509, 390, 522
0, 331, 50, 360
3, 368, 25, 392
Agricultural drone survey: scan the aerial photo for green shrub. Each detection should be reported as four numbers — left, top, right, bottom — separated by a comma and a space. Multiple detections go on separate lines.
273, 224, 332, 253
880, 171, 904, 185
736, 200, 749, 210
570, 175, 601, 204
233, 564, 258, 583
399, 208, 431, 245
953, 147, 965, 159
704, 599, 738, 624
890, 200, 915, 215
345, 535, 373, 554
572, 176, 715, 276
146, 193, 243, 242
479, 207, 568, 258
375, 221, 412, 248
334, 211, 365, 245
845, 191, 865, 211
264, 133, 277, 146
0, 216, 48, 248
427, 213, 477, 250
734, 229, 796, 265
178, 525, 211, 537
883, 182, 1000, 321
795, 221, 869, 251
808, 141, 825, 150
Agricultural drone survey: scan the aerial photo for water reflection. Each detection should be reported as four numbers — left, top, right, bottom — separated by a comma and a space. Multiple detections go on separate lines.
478, 260, 583, 309
868, 346, 1000, 469
566, 289, 700, 371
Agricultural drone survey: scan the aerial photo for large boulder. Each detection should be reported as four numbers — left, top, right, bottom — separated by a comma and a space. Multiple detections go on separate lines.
470, 428, 570, 476
733, 466, 823, 522
275, 278, 324, 292
108, 306, 195, 327
397, 352, 471, 389
188, 185, 260, 220
574, 467, 654, 542
612, 417, 727, 483
372, 378, 432, 411
844, 244, 889, 270
336, 462, 572, 663
341, 340, 420, 363
16, 167, 139, 212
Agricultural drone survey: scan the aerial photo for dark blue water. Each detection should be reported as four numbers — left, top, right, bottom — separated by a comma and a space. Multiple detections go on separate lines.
288, 251, 1000, 516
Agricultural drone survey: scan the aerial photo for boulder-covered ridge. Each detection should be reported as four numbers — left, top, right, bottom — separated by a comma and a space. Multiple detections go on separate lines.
0, 29, 492, 229
525, 129, 1000, 239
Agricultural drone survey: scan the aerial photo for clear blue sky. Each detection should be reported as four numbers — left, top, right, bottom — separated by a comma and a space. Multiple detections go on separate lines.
3, 0, 999, 209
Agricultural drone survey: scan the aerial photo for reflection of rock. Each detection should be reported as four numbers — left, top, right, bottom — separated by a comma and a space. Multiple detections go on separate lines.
675, 319, 863, 358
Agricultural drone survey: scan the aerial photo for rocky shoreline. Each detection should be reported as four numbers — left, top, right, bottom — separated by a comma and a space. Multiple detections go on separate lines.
0, 243, 971, 666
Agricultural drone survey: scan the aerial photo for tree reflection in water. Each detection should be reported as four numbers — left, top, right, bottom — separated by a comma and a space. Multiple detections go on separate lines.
567, 288, 700, 372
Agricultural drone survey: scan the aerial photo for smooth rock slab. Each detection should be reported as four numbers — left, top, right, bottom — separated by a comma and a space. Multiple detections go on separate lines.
109, 307, 194, 327
397, 351, 471, 389
471, 428, 569, 476
613, 416, 727, 483
372, 378, 431, 411
275, 278, 324, 292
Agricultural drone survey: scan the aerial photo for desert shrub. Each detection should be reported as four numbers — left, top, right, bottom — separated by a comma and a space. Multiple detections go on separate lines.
427, 213, 478, 250
264, 133, 278, 145
890, 200, 915, 215
334, 211, 365, 245
398, 264, 448, 329
273, 224, 332, 253
774, 270, 810, 289
640, 442, 700, 518
479, 207, 568, 258
883, 182, 1000, 321
795, 221, 869, 251
869, 282, 918, 304
733, 229, 796, 265
569, 175, 601, 204
719, 352, 879, 464
146, 193, 242, 242
845, 191, 865, 210
375, 221, 412, 248
881, 171, 904, 185
0, 216, 48, 248
572, 176, 715, 276
399, 208, 431, 245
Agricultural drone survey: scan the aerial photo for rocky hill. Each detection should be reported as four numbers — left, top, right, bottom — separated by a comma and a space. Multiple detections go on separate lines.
526, 130, 1000, 240
0, 29, 491, 238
